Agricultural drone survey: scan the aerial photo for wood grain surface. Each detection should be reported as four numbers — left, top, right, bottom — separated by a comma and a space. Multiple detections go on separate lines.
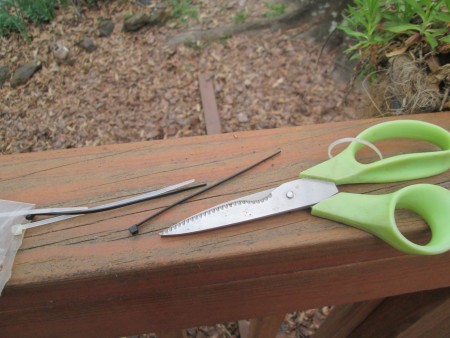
0, 113, 449, 337
199, 71, 222, 135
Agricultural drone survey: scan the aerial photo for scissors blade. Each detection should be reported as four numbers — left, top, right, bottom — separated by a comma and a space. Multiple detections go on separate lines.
160, 178, 338, 236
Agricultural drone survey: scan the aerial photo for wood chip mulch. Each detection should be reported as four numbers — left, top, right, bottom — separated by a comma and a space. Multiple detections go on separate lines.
1, 0, 364, 155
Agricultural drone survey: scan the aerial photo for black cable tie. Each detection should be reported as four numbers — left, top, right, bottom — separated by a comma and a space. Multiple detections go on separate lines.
129, 150, 281, 235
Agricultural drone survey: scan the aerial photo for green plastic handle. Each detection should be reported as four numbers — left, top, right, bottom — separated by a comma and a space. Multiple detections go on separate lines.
311, 184, 450, 255
300, 120, 450, 185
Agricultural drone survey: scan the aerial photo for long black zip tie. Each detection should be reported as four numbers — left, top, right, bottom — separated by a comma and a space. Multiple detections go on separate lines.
128, 150, 281, 235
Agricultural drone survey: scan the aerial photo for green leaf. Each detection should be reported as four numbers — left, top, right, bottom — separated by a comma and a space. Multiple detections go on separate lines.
403, 0, 426, 19
440, 35, 450, 43
346, 41, 368, 53
337, 24, 368, 39
427, 27, 448, 35
383, 12, 402, 22
349, 53, 361, 61
433, 12, 450, 23
373, 34, 391, 43
443, 0, 450, 11
424, 31, 439, 49
367, 0, 378, 15
383, 23, 421, 33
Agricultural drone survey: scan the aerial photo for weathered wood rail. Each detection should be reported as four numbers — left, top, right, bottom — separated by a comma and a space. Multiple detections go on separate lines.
0, 112, 449, 337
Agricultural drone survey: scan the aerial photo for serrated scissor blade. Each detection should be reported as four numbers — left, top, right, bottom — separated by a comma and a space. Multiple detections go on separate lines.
160, 178, 338, 236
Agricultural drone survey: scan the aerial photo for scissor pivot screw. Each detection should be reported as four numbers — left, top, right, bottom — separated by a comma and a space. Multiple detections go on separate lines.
286, 191, 294, 199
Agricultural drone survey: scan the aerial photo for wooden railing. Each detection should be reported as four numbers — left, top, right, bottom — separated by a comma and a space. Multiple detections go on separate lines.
0, 112, 449, 337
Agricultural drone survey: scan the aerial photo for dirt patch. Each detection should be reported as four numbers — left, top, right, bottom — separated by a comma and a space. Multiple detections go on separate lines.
0, 0, 364, 154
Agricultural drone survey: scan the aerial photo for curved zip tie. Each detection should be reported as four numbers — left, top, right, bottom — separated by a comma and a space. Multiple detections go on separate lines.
11, 179, 205, 236
24, 180, 205, 218
0, 207, 88, 219
328, 137, 384, 160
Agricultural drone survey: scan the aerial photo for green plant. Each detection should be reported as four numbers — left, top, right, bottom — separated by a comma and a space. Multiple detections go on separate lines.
383, 0, 450, 49
0, 0, 69, 39
338, 0, 450, 77
339, 0, 392, 59
166, 0, 198, 24
16, 0, 64, 23
0, 9, 28, 39
263, 2, 285, 17
233, 10, 247, 24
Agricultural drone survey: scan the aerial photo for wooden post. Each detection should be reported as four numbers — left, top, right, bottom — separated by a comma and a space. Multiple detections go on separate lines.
315, 287, 450, 338
198, 72, 222, 135
156, 330, 188, 338
314, 299, 383, 338
348, 287, 450, 338
246, 314, 286, 338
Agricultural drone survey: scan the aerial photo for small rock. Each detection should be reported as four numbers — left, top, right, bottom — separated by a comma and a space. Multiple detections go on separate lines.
190, 116, 201, 128
237, 112, 249, 123
122, 7, 169, 32
78, 37, 97, 53
98, 18, 114, 37
150, 5, 170, 25
176, 117, 189, 126
16, 121, 26, 132
0, 65, 9, 88
11, 60, 42, 88
299, 106, 311, 116
122, 12, 151, 32
53, 41, 70, 61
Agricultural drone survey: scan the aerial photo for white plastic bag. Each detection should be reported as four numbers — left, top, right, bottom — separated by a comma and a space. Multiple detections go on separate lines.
0, 179, 197, 294
0, 199, 34, 295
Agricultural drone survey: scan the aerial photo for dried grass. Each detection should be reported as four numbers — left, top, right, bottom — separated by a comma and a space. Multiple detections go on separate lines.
388, 55, 442, 114
366, 54, 444, 117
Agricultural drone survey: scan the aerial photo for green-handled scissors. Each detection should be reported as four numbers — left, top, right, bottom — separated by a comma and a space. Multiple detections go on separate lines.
161, 120, 450, 256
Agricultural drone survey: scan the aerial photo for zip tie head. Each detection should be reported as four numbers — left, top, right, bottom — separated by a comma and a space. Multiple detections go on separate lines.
129, 224, 139, 235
